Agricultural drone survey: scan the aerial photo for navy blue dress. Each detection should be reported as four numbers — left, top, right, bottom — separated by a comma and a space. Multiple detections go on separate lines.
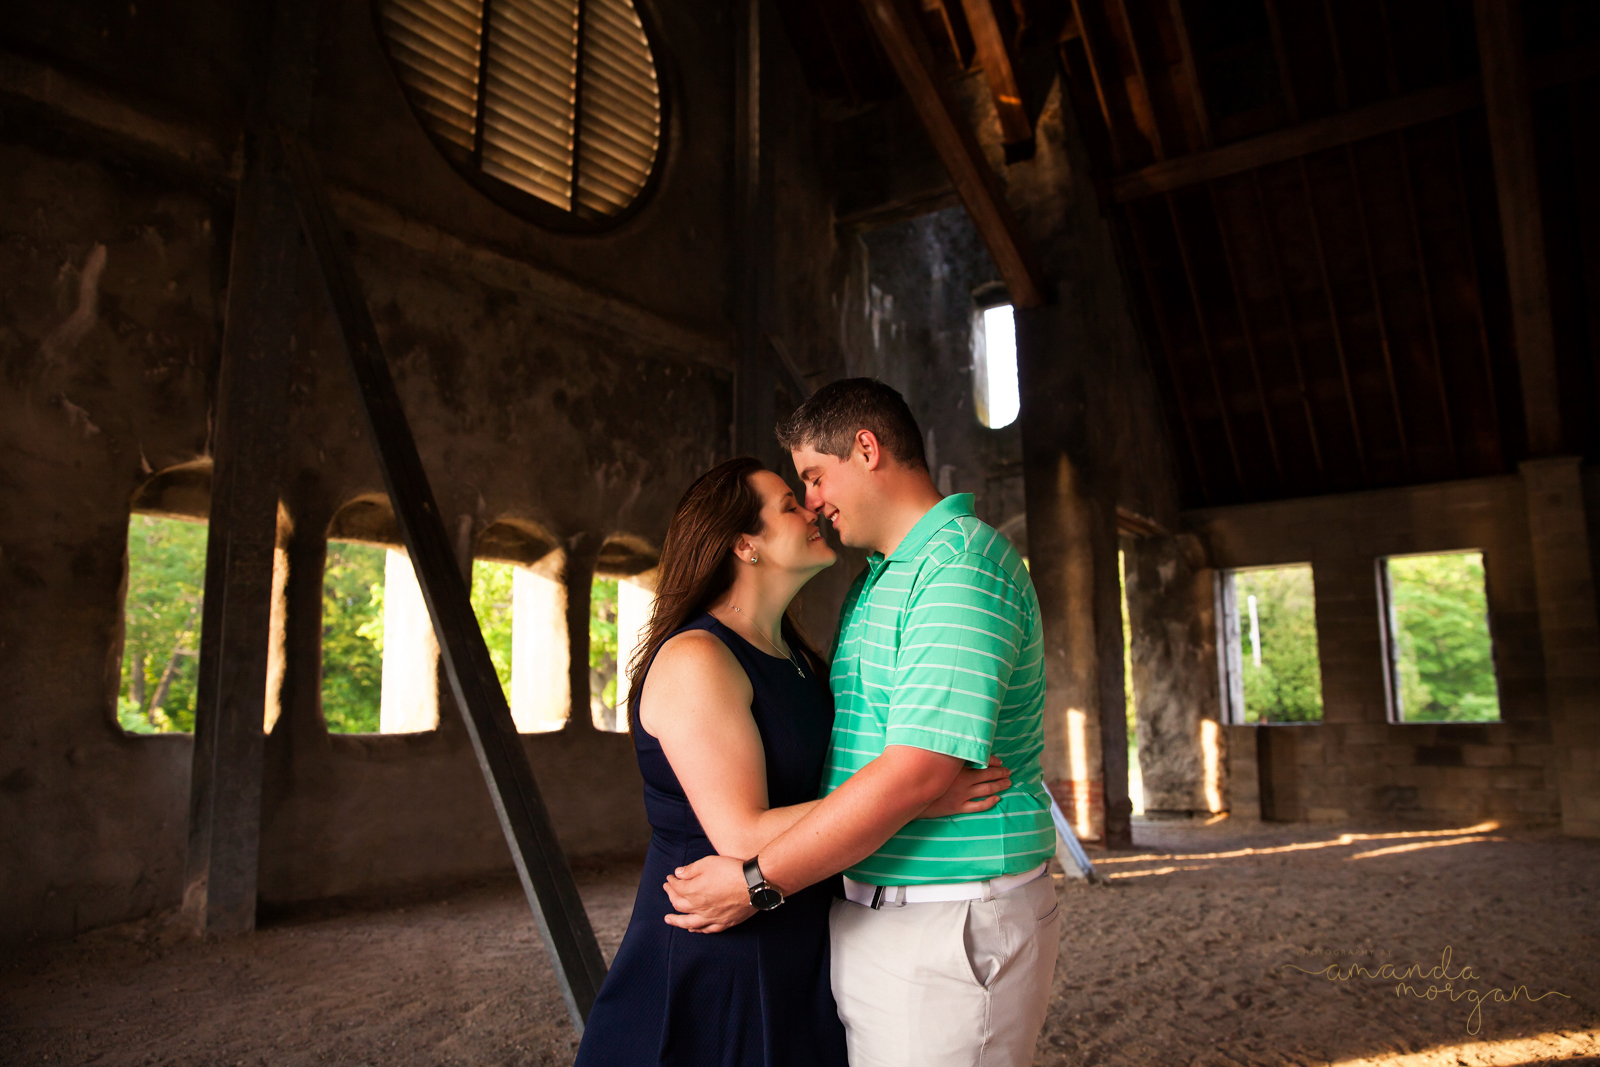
573, 612, 849, 1067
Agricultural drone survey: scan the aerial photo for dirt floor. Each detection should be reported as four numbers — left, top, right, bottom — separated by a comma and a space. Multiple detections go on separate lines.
3, 814, 1597, 1067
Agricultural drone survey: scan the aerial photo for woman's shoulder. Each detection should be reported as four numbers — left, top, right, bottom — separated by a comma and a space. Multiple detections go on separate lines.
648, 622, 747, 688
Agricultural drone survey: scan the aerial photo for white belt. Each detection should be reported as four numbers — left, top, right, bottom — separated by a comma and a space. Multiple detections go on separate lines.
842, 862, 1049, 908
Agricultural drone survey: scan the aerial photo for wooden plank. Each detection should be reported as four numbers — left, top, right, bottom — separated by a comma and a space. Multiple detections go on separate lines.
734, 0, 775, 459
1165, 192, 1245, 493
1251, 169, 1325, 484
1112, 40, 1600, 205
1395, 129, 1459, 472
1165, 0, 1212, 150
1113, 78, 1480, 201
182, 0, 317, 940
861, 0, 1047, 307
1125, 204, 1212, 504
1109, 0, 1164, 160
1300, 157, 1369, 483
278, 129, 608, 1032
958, 0, 1032, 147
1474, 0, 1560, 455
1346, 143, 1412, 477
1208, 182, 1282, 485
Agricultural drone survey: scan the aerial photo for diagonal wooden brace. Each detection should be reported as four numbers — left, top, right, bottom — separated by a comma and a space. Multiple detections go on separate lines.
277, 127, 608, 1032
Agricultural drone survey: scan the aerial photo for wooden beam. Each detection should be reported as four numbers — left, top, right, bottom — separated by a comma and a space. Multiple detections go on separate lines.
181, 0, 316, 940
279, 130, 608, 1032
1113, 78, 1479, 201
1474, 0, 1561, 455
1112, 41, 1600, 204
958, 0, 1032, 147
861, 0, 1048, 307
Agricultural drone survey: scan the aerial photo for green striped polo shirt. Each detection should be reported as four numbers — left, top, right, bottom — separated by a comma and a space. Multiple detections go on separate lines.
821, 493, 1055, 884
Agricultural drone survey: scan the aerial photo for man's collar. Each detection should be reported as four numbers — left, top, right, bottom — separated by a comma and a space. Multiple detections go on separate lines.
868, 493, 975, 563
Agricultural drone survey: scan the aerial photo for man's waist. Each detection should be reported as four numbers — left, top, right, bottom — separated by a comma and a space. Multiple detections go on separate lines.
841, 862, 1049, 906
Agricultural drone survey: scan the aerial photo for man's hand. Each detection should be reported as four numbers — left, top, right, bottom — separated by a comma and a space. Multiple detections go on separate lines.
922, 756, 1011, 818
663, 854, 758, 932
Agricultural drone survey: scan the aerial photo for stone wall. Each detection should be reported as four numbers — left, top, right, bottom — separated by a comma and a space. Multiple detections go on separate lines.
1187, 474, 1563, 827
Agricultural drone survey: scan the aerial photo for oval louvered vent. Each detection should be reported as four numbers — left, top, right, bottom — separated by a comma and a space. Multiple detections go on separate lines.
377, 0, 663, 224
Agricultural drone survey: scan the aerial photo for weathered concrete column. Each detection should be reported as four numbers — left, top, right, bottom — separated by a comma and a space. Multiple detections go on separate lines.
1124, 532, 1223, 815
1521, 458, 1600, 837
1015, 303, 1131, 847
182, 0, 318, 936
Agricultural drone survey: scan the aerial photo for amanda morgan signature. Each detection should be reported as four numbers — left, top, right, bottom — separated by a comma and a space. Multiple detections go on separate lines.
1283, 945, 1571, 1035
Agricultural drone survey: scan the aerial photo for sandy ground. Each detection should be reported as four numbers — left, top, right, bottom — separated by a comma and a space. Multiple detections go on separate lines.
3, 815, 1597, 1067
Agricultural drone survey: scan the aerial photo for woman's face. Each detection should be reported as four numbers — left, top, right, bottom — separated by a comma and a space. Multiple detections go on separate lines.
744, 470, 837, 575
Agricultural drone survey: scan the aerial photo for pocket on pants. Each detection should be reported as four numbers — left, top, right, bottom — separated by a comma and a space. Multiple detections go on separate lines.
961, 902, 1012, 989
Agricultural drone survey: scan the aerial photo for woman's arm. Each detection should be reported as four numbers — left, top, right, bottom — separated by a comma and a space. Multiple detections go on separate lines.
639, 631, 1014, 859
639, 631, 816, 859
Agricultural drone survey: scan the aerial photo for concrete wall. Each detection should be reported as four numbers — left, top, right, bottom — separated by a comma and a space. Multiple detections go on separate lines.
1187, 474, 1563, 827
0, 0, 743, 943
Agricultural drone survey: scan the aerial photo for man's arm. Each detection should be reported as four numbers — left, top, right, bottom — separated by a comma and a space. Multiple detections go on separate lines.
664, 550, 1027, 931
663, 743, 965, 932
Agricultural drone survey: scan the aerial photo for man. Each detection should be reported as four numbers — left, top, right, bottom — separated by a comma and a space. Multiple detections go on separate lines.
664, 378, 1060, 1066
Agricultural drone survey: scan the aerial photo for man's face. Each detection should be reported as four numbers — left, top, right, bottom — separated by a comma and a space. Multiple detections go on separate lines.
790, 444, 873, 549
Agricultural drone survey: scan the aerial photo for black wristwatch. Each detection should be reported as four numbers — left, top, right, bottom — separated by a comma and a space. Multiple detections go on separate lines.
743, 857, 785, 911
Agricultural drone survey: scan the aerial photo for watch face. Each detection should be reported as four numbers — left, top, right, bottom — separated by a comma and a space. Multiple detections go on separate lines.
751, 885, 784, 910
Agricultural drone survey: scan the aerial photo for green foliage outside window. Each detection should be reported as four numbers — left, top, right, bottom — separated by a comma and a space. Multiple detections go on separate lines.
1389, 552, 1499, 722
590, 577, 620, 724
321, 542, 386, 733
1237, 565, 1324, 723
471, 560, 515, 697
118, 515, 208, 733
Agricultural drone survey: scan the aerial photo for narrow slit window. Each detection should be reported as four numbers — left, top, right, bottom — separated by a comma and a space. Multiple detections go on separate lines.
1218, 563, 1324, 724
1379, 551, 1500, 723
377, 0, 664, 225
470, 555, 570, 732
322, 541, 440, 734
974, 301, 1020, 429
589, 570, 655, 732
119, 514, 208, 734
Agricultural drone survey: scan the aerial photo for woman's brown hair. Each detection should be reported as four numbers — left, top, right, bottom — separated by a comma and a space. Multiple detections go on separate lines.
626, 457, 824, 724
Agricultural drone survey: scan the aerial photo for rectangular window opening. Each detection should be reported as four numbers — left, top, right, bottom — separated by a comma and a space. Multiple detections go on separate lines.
1218, 563, 1324, 724
119, 513, 208, 734
1118, 549, 1143, 815
973, 300, 1019, 430
322, 541, 439, 734
470, 555, 571, 733
1379, 551, 1500, 723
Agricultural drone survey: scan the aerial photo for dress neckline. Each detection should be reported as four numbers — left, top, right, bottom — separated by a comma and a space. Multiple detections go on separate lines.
704, 611, 796, 665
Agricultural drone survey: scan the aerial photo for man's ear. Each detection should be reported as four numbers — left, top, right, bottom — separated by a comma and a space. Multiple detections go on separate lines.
855, 429, 883, 472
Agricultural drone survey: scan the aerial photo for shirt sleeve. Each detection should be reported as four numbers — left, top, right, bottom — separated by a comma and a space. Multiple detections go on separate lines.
886, 552, 1029, 767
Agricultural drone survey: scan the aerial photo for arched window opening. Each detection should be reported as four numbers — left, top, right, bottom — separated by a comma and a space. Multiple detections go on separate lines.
119, 461, 289, 735
322, 500, 439, 734
377, 0, 665, 226
470, 522, 570, 733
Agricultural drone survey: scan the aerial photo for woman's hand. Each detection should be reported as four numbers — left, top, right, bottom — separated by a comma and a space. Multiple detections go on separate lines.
921, 756, 1012, 818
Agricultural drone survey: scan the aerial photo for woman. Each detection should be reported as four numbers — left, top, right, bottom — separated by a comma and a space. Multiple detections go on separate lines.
573, 457, 1011, 1067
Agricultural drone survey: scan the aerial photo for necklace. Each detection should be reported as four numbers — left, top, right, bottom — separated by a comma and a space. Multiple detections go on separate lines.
730, 606, 805, 677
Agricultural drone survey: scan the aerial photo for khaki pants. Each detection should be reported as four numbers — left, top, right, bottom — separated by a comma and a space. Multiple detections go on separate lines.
828, 873, 1061, 1067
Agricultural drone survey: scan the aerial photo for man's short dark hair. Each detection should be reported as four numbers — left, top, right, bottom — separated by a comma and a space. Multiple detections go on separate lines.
775, 377, 927, 471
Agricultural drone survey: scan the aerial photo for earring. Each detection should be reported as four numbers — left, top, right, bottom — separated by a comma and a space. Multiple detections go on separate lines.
750, 555, 758, 564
